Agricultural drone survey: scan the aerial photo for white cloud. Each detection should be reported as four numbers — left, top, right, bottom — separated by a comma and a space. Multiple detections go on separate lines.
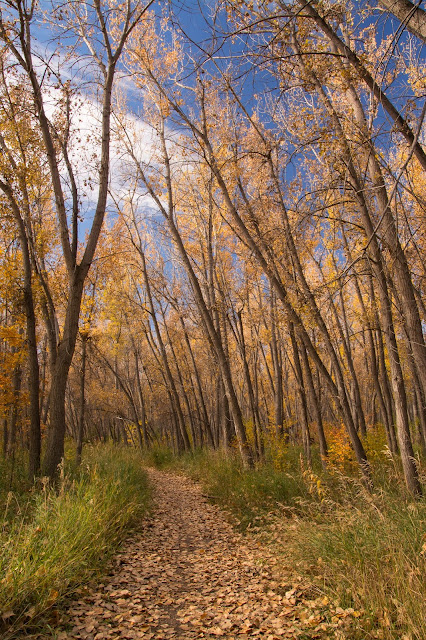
40, 78, 160, 234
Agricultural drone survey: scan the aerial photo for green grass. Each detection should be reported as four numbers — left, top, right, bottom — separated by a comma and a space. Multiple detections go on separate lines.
0, 444, 151, 636
287, 477, 426, 640
147, 445, 426, 640
0, 455, 33, 526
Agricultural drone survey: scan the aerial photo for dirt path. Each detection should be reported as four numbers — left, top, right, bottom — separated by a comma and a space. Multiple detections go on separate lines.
56, 469, 358, 640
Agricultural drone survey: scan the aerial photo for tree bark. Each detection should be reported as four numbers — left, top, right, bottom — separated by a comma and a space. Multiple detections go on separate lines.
76, 332, 88, 465
378, 0, 426, 42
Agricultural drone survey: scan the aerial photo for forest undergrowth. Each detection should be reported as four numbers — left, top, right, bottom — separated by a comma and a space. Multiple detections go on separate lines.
145, 439, 426, 640
0, 445, 151, 637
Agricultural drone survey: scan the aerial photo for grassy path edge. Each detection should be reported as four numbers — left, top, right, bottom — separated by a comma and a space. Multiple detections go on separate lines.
146, 447, 426, 640
0, 446, 151, 638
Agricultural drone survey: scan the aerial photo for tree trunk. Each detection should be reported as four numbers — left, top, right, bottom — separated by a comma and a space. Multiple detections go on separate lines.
7, 361, 22, 458
300, 342, 328, 467
270, 289, 284, 436
129, 123, 253, 467
76, 332, 88, 465
43, 273, 85, 478
378, 0, 426, 42
179, 315, 215, 447
289, 322, 311, 463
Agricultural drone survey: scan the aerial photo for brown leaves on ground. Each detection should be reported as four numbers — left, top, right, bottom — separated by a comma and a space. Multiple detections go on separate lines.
51, 470, 361, 639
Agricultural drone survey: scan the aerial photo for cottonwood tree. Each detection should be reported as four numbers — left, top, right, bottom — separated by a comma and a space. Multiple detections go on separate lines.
0, 221, 26, 460
0, 67, 47, 477
121, 0, 426, 491
113, 25, 254, 464
0, 0, 156, 478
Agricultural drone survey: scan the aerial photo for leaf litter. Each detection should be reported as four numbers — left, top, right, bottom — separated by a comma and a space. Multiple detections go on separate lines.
46, 469, 362, 639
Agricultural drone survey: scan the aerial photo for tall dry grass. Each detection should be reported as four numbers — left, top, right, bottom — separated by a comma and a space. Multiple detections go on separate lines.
0, 445, 150, 636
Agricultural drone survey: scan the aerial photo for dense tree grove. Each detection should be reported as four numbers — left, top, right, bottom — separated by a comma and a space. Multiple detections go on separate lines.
0, 0, 425, 494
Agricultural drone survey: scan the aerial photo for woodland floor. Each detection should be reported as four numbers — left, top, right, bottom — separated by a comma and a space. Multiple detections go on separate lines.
50, 469, 362, 640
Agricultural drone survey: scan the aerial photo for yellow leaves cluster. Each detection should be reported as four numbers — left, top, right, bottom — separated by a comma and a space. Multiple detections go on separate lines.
0, 324, 25, 350
302, 467, 327, 502
362, 426, 389, 463
263, 427, 289, 471
406, 63, 426, 97
324, 421, 356, 471
0, 324, 26, 420
126, 11, 183, 90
